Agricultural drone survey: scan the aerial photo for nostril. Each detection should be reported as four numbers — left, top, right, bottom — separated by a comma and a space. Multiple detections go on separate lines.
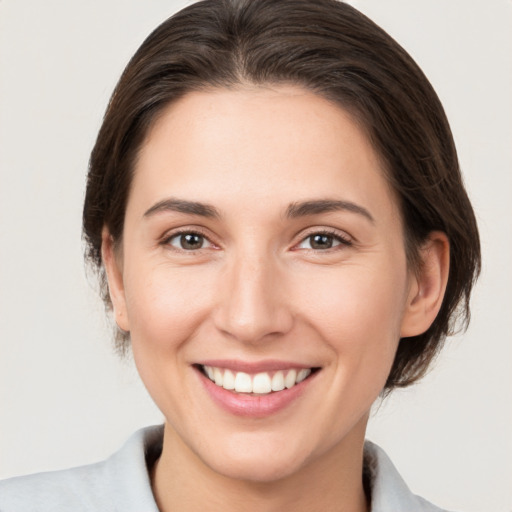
212, 265, 293, 343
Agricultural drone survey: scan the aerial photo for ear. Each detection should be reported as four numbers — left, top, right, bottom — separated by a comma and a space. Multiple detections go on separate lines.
101, 227, 130, 333
400, 231, 450, 337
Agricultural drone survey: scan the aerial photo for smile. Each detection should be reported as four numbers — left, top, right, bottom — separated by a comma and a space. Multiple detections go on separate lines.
202, 365, 312, 394
195, 361, 321, 417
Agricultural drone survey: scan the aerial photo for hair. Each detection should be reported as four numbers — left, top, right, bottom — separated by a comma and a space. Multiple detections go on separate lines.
82, 0, 481, 390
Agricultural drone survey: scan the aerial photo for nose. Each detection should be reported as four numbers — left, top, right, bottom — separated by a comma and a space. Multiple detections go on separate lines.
213, 252, 294, 344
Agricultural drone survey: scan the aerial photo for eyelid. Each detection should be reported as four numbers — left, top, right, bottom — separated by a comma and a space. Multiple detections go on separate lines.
160, 226, 219, 251
291, 227, 353, 251
158, 225, 353, 252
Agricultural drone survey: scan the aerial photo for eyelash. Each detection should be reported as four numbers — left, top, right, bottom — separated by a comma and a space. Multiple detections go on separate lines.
161, 229, 215, 252
161, 228, 352, 253
293, 229, 353, 251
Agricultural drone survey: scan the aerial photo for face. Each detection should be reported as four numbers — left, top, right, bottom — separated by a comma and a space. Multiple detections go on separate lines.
105, 86, 426, 482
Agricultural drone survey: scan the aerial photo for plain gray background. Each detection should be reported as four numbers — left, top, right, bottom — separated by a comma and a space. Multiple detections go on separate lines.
1, 1, 511, 510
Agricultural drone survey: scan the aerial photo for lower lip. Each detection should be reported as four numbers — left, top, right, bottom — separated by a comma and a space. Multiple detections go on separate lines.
196, 367, 318, 418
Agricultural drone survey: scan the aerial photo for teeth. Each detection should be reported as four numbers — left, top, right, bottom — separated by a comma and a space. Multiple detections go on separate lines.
252, 373, 272, 394
205, 366, 215, 380
284, 369, 297, 389
222, 369, 235, 390
234, 372, 252, 393
213, 367, 223, 386
203, 366, 313, 394
271, 371, 285, 391
296, 368, 311, 383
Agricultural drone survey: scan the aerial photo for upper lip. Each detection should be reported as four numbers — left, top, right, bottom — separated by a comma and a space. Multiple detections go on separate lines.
195, 359, 318, 373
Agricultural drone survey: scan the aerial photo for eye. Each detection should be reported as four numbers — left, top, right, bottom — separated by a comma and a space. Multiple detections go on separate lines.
296, 232, 351, 250
166, 232, 213, 251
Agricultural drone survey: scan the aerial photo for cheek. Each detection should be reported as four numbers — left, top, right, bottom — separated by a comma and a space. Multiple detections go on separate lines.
295, 258, 408, 401
121, 263, 218, 415
125, 264, 210, 331
299, 262, 407, 342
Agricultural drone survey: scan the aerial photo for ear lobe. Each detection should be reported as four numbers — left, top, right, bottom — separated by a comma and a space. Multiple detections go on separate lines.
101, 227, 130, 333
400, 231, 450, 338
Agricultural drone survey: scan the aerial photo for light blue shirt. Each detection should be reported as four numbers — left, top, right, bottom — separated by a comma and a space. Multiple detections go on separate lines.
0, 425, 451, 511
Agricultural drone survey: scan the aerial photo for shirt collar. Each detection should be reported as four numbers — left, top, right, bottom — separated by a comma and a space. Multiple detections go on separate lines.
108, 426, 446, 512
364, 440, 447, 511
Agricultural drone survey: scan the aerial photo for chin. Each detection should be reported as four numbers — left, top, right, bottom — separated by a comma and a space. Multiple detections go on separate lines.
197, 432, 315, 484
209, 453, 306, 484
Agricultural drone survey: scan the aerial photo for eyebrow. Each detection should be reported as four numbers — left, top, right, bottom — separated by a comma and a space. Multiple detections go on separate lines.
286, 199, 374, 223
144, 198, 221, 219
143, 197, 374, 223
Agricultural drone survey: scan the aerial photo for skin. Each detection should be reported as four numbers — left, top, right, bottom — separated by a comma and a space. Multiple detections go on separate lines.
102, 85, 449, 512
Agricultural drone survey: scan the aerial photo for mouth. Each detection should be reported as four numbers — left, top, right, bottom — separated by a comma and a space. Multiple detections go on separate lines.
198, 364, 319, 395
193, 360, 322, 417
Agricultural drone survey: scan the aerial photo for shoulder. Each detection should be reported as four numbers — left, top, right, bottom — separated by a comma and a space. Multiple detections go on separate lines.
364, 440, 457, 512
0, 425, 163, 512
0, 460, 112, 511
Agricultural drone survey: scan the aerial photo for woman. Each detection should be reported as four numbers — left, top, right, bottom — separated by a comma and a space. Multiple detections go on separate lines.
0, 0, 481, 510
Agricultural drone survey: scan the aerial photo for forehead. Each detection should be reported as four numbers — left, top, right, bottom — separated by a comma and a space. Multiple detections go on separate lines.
131, 85, 399, 221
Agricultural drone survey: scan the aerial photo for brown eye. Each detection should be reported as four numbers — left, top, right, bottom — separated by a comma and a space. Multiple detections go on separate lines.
296, 231, 351, 251
309, 234, 335, 249
168, 232, 211, 250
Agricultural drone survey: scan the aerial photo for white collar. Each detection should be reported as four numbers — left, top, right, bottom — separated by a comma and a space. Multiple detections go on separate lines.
105, 426, 449, 512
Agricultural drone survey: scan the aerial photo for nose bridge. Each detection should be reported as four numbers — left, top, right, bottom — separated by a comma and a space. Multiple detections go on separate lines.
214, 247, 292, 343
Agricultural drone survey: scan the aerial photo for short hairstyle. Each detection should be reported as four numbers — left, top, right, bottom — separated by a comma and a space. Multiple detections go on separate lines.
83, 0, 481, 390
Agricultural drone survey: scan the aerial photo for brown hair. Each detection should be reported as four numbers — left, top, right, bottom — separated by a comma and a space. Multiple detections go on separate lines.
83, 0, 481, 390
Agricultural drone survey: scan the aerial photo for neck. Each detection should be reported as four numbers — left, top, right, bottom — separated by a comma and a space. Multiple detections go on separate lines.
151, 420, 369, 512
